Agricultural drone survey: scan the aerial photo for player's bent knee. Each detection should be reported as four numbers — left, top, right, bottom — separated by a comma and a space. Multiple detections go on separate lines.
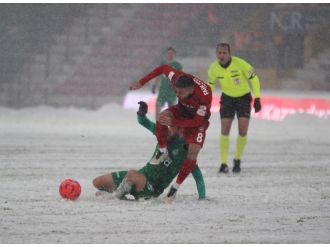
93, 174, 115, 192
126, 170, 146, 191
93, 177, 102, 189
187, 144, 202, 160
126, 169, 138, 182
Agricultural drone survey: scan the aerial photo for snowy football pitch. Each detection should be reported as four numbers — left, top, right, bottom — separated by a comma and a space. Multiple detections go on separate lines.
0, 103, 329, 243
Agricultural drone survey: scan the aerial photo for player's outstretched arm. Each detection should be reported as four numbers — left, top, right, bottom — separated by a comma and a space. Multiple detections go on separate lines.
191, 165, 206, 199
136, 101, 156, 134
131, 65, 176, 91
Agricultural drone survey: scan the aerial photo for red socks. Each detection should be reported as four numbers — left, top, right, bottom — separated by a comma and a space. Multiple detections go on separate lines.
176, 159, 197, 184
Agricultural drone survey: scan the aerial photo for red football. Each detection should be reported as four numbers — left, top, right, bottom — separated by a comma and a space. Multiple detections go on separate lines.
59, 179, 81, 200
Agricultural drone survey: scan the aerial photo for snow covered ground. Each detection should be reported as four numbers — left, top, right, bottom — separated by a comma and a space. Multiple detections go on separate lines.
0, 99, 329, 244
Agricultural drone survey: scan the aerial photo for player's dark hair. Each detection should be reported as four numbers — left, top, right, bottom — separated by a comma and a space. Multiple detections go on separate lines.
166, 47, 176, 53
175, 75, 194, 88
216, 43, 231, 53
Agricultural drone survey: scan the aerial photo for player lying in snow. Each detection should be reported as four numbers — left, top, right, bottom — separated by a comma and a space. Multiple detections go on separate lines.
130, 64, 212, 201
93, 101, 205, 200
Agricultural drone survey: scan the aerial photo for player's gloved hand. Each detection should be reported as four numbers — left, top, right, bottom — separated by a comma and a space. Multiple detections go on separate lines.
151, 84, 157, 94
137, 101, 148, 117
253, 98, 261, 113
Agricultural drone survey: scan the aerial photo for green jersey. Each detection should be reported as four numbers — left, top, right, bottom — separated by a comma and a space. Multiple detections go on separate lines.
157, 60, 183, 107
138, 142, 186, 196
159, 60, 183, 92
135, 115, 205, 198
208, 56, 261, 98
112, 115, 205, 199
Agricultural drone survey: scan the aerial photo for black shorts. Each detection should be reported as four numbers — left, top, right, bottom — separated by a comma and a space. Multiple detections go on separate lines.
220, 93, 252, 119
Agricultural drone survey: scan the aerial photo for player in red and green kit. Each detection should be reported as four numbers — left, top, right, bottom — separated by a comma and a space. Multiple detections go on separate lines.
93, 102, 206, 200
130, 64, 212, 202
152, 47, 183, 120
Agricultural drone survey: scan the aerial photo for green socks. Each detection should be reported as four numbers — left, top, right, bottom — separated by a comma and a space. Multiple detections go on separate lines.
191, 166, 206, 199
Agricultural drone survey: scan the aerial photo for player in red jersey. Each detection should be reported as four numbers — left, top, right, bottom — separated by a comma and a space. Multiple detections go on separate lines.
130, 65, 212, 201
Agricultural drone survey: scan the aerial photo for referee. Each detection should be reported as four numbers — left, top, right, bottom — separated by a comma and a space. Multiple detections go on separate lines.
208, 43, 262, 173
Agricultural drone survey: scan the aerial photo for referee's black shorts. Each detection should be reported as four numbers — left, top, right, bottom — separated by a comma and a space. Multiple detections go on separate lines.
220, 93, 252, 119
